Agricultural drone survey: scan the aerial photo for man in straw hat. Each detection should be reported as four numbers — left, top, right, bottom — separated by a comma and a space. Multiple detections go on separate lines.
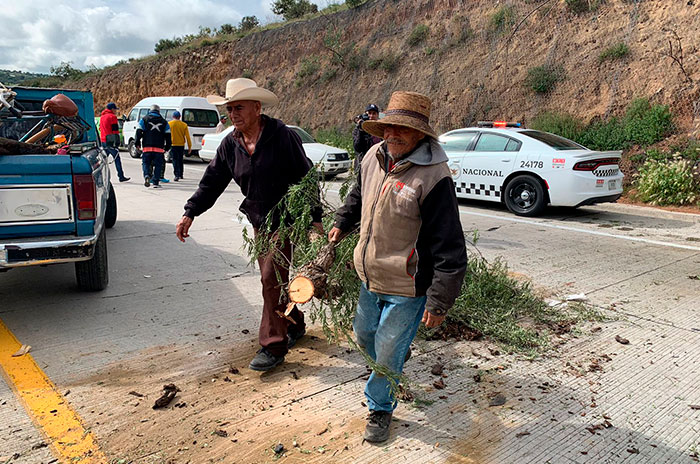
176, 78, 322, 371
329, 91, 467, 443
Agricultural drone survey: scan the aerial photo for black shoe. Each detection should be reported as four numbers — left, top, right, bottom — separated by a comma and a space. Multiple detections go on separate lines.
119, 177, 130, 182
249, 348, 285, 371
287, 326, 306, 349
152, 184, 162, 189
144, 177, 150, 187
364, 410, 392, 443
174, 177, 180, 182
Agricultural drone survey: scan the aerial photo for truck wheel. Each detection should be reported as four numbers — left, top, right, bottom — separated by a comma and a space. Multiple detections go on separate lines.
504, 175, 546, 217
105, 183, 117, 229
128, 140, 141, 159
75, 228, 109, 291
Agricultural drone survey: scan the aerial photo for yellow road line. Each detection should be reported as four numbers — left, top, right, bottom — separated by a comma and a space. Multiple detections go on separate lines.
0, 319, 106, 463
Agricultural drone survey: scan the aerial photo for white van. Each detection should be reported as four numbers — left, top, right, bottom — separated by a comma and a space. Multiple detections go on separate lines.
122, 96, 220, 160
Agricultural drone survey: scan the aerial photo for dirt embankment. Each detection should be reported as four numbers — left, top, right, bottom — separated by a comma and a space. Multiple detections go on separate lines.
73, 0, 700, 135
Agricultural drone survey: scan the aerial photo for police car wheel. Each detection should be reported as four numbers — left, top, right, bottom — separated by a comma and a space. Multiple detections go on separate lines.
504, 175, 546, 217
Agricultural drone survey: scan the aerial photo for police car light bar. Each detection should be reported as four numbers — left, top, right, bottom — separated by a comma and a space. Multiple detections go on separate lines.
477, 121, 522, 128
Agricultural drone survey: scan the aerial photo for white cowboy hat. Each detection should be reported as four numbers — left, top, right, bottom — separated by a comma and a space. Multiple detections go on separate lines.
206, 78, 279, 107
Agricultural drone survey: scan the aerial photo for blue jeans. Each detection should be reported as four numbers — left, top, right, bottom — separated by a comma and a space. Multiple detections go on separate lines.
142, 151, 164, 185
101, 142, 126, 180
353, 283, 426, 412
170, 146, 184, 178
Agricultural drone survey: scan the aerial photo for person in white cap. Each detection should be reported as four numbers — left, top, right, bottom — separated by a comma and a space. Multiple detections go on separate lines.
175, 78, 323, 371
329, 91, 467, 443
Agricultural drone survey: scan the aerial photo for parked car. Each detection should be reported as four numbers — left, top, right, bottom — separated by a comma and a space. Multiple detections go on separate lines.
0, 87, 116, 290
199, 125, 351, 178
439, 121, 624, 216
122, 96, 219, 161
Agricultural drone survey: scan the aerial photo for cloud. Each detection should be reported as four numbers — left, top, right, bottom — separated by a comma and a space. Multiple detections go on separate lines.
0, 0, 325, 73
0, 0, 246, 73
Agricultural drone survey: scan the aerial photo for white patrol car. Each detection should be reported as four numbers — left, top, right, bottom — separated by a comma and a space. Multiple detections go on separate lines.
439, 122, 624, 216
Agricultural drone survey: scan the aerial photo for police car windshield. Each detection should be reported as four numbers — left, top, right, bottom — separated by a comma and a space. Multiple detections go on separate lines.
520, 130, 585, 150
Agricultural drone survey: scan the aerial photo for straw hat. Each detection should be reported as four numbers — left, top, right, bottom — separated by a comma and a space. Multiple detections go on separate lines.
362, 91, 437, 139
206, 78, 279, 107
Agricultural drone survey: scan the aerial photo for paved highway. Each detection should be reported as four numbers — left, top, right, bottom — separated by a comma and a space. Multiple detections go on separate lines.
1, 155, 699, 463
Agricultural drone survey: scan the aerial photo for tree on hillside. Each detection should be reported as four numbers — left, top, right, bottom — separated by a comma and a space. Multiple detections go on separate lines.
155, 37, 183, 53
272, 0, 318, 21
218, 23, 237, 35
239, 16, 260, 32
49, 61, 84, 80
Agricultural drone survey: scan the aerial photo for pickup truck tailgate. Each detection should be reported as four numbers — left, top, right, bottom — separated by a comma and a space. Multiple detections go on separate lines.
0, 155, 75, 238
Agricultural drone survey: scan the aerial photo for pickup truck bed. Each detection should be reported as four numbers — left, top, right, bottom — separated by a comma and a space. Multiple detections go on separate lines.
0, 88, 116, 291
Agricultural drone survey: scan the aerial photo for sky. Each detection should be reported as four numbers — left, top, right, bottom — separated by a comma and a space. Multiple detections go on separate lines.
1, 0, 327, 74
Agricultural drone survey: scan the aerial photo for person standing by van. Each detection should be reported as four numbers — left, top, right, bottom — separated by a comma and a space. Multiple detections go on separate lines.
168, 111, 192, 181
99, 102, 129, 182
216, 115, 227, 133
136, 104, 171, 188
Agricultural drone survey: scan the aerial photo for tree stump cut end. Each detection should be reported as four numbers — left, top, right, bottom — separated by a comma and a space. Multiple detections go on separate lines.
288, 275, 315, 304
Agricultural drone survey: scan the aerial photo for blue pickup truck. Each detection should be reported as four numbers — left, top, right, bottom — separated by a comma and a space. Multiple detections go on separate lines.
0, 86, 116, 290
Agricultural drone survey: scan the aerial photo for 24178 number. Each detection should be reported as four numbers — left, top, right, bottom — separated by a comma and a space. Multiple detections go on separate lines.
521, 160, 543, 169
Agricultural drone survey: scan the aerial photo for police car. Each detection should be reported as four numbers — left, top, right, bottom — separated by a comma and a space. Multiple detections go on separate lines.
439, 122, 624, 216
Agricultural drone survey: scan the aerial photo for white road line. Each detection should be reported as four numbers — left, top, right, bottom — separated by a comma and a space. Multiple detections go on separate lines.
328, 188, 700, 252
458, 210, 700, 252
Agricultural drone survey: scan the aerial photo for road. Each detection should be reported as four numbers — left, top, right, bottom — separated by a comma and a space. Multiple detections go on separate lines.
1, 155, 699, 464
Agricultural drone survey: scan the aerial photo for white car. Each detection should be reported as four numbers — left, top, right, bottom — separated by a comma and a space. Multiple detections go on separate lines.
440, 122, 624, 216
199, 125, 351, 178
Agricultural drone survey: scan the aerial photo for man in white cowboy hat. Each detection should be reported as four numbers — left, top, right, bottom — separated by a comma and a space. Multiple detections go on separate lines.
176, 78, 323, 371
329, 91, 467, 443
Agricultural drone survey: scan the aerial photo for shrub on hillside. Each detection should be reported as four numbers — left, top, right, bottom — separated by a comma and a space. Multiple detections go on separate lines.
407, 24, 429, 46
635, 157, 700, 206
489, 6, 516, 35
576, 118, 627, 151
598, 42, 630, 63
319, 68, 338, 83
380, 52, 401, 72
530, 112, 583, 141
346, 0, 364, 7
566, 0, 600, 13
525, 65, 565, 93
623, 98, 674, 146
294, 57, 320, 87
531, 99, 674, 151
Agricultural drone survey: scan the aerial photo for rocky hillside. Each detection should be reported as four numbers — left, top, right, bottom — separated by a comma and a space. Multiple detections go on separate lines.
71, 0, 700, 135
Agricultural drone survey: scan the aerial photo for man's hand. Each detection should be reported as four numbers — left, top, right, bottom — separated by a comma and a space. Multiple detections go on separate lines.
176, 216, 193, 242
188, 149, 192, 155
328, 227, 343, 243
422, 309, 445, 328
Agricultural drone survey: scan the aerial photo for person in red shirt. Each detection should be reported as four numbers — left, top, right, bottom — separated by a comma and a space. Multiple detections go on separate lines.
99, 102, 129, 182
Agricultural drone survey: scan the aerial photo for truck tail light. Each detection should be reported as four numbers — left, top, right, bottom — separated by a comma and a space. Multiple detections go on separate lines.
73, 174, 96, 220
573, 158, 619, 171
